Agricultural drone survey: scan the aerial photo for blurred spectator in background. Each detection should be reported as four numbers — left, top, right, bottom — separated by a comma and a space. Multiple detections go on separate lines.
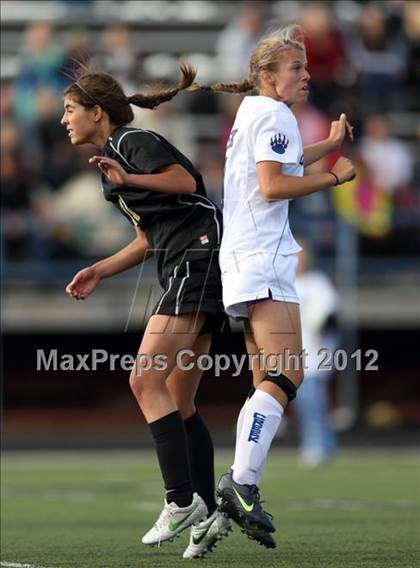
1, 119, 49, 262
294, 243, 338, 468
300, 3, 348, 113
187, 2, 263, 117
290, 102, 337, 251
215, 1, 263, 81
359, 115, 414, 196
134, 100, 197, 162
12, 22, 68, 123
331, 113, 414, 240
47, 158, 131, 259
345, 5, 407, 112
219, 95, 244, 158
413, 124, 420, 203
196, 147, 224, 207
1, 81, 14, 120
10, 22, 75, 188
94, 26, 139, 92
403, 0, 420, 108
60, 27, 91, 77
35, 87, 80, 190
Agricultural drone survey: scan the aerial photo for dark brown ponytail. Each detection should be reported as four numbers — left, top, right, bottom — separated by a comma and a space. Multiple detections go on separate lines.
64, 61, 197, 126
128, 62, 197, 110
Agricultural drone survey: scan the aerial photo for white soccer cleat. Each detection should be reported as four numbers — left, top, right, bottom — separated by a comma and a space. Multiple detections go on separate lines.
141, 493, 208, 546
182, 509, 233, 559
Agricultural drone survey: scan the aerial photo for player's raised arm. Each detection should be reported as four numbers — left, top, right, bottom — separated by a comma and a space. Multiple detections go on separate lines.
257, 157, 355, 201
303, 113, 354, 167
89, 156, 196, 194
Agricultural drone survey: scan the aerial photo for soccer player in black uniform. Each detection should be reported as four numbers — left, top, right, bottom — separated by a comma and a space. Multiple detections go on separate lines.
61, 63, 231, 559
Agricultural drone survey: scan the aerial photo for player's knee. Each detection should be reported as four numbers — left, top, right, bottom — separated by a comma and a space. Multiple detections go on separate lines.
281, 361, 305, 387
252, 369, 265, 388
285, 368, 304, 391
129, 371, 142, 398
129, 368, 160, 401
262, 370, 303, 402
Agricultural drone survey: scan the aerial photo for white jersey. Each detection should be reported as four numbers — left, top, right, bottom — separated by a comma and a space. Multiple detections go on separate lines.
220, 96, 303, 270
219, 96, 304, 318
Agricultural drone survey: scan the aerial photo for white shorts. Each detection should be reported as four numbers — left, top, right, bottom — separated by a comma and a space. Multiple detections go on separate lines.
221, 252, 300, 319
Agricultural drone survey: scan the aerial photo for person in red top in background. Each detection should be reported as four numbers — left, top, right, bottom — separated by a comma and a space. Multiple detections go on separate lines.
300, 4, 347, 112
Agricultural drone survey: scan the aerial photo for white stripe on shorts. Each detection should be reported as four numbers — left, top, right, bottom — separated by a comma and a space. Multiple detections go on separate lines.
175, 261, 190, 315
155, 264, 179, 314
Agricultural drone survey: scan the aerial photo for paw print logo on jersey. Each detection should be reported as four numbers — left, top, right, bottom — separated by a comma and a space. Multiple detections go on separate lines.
270, 133, 289, 155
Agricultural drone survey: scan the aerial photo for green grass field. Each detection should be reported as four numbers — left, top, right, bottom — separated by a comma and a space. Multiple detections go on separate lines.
1, 449, 419, 568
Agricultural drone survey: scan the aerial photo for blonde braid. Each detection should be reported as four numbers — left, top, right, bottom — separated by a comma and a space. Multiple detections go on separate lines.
186, 25, 305, 97
188, 79, 254, 94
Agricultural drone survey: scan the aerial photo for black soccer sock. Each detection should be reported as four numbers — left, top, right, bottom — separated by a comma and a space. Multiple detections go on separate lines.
185, 412, 217, 515
148, 410, 193, 508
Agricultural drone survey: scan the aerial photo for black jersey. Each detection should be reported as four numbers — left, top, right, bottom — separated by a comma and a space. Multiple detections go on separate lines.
100, 126, 224, 329
101, 126, 212, 232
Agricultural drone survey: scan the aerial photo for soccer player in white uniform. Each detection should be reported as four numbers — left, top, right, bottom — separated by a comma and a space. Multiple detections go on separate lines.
192, 24, 355, 547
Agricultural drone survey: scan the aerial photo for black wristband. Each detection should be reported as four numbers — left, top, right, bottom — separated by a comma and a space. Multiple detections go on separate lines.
329, 171, 340, 186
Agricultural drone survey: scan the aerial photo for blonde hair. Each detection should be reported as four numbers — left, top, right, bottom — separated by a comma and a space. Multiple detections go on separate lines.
190, 24, 306, 95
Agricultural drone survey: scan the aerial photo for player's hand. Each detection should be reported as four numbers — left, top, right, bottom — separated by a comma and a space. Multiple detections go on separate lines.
330, 157, 356, 185
328, 113, 354, 149
65, 266, 101, 300
89, 156, 128, 185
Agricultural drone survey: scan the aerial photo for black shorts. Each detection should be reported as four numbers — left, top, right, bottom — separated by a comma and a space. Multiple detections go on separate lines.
147, 207, 225, 334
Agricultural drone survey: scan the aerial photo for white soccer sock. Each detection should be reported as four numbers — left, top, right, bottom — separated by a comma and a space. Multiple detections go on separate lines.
232, 389, 284, 486
229, 395, 251, 475
254, 456, 267, 486
234, 397, 249, 453
242, 394, 268, 487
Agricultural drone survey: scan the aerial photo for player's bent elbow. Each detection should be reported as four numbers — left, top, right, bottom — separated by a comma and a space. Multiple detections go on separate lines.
259, 182, 277, 202
259, 181, 292, 201
182, 175, 196, 194
175, 173, 196, 194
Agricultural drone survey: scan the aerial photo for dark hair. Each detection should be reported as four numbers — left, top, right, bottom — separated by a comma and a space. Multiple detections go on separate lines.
64, 62, 197, 126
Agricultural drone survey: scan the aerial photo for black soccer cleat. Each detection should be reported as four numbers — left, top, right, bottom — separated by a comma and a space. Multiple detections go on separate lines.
216, 471, 275, 534
242, 524, 276, 548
